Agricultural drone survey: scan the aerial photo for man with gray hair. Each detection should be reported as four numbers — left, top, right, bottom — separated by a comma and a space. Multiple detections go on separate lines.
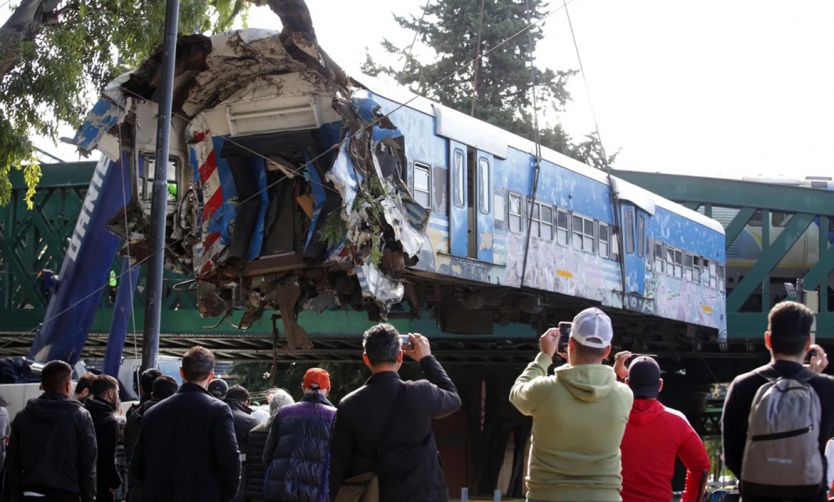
263, 368, 337, 501
510, 307, 633, 502
329, 323, 461, 502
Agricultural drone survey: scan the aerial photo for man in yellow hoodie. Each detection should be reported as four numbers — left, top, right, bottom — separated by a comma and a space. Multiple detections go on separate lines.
510, 307, 633, 502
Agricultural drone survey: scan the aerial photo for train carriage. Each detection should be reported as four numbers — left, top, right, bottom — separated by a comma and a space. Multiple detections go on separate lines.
72, 28, 726, 347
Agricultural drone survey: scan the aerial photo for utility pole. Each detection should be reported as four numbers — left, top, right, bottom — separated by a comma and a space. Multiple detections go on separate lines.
142, 0, 180, 370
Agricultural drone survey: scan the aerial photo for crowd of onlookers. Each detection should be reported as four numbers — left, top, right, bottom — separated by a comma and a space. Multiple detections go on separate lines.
2, 301, 832, 502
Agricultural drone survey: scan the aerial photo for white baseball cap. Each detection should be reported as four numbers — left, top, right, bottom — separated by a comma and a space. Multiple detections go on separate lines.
571, 307, 613, 349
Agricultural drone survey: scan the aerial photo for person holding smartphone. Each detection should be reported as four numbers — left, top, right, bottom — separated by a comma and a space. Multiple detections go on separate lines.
510, 307, 633, 502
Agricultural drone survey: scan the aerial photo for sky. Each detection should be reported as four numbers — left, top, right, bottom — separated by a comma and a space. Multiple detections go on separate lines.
10, 0, 834, 179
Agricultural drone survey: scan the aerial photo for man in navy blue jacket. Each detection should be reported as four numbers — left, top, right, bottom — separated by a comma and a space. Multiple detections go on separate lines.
130, 346, 241, 501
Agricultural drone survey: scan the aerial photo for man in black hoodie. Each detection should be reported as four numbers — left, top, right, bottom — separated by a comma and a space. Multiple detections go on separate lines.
84, 374, 122, 502
5, 360, 97, 502
124, 375, 178, 502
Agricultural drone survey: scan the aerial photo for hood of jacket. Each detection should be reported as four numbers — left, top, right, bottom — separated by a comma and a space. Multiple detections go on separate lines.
84, 396, 116, 419
555, 363, 618, 403
627, 398, 665, 426
25, 392, 83, 423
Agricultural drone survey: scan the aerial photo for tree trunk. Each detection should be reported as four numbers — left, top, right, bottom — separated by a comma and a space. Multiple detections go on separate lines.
0, 0, 62, 79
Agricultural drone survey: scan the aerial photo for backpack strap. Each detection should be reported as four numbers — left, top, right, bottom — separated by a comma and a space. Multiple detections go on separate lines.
754, 365, 817, 384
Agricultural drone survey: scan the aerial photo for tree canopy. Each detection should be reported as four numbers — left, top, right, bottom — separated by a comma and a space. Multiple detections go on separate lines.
362, 0, 617, 169
0, 0, 246, 208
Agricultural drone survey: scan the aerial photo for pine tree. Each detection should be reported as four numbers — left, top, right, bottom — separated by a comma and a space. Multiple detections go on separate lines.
362, 0, 617, 168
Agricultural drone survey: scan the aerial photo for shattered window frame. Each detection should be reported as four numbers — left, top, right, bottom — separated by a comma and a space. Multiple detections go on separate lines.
508, 192, 523, 233
413, 162, 431, 209
140, 155, 180, 207
556, 208, 569, 246
478, 157, 490, 215
453, 149, 465, 209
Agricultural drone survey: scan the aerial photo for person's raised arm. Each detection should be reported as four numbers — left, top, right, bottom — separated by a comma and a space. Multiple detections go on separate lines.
510, 328, 557, 415
404, 333, 461, 417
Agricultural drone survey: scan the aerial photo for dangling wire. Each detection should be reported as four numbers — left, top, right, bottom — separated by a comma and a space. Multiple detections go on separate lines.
519, 0, 543, 290
469, 0, 487, 117
562, 0, 627, 296
398, 0, 433, 82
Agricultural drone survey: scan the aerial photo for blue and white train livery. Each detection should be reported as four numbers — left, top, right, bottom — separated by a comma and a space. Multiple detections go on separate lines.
73, 27, 726, 344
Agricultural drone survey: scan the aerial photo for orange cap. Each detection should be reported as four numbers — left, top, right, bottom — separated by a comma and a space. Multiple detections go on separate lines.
303, 367, 331, 390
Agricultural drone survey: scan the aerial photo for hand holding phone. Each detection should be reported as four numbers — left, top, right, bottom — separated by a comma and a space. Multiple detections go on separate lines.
557, 322, 572, 356
400, 334, 414, 350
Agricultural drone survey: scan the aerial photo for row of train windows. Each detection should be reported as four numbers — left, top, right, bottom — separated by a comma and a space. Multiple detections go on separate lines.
507, 193, 614, 259
650, 241, 725, 290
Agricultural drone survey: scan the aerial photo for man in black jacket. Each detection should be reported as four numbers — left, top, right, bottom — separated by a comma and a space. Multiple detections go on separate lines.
125, 369, 161, 421
124, 375, 178, 502
84, 374, 122, 502
224, 385, 260, 502
722, 301, 834, 502
5, 360, 97, 502
329, 323, 461, 502
130, 346, 241, 502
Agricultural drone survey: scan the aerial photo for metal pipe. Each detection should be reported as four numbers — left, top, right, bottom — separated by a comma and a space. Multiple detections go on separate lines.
142, 0, 180, 371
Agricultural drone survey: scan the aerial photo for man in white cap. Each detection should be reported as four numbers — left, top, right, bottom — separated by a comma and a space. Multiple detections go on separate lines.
510, 307, 633, 502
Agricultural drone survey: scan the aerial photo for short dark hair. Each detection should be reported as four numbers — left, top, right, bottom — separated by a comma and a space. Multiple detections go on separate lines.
363, 323, 401, 365
181, 346, 215, 382
42, 361, 73, 393
140, 368, 162, 396
573, 341, 608, 360
769, 301, 814, 356
74, 372, 96, 395
91, 374, 119, 398
226, 384, 250, 402
151, 375, 178, 399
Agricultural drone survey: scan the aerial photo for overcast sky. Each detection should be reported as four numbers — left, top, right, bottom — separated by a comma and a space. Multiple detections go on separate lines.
13, 0, 834, 180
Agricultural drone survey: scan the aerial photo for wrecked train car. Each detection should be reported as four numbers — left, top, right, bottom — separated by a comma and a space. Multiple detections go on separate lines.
73, 27, 727, 348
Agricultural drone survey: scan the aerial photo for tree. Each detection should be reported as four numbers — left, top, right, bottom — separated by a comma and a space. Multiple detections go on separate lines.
0, 0, 246, 208
362, 0, 617, 168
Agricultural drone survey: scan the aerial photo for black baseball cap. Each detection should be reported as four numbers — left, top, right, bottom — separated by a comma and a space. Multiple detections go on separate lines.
627, 356, 661, 399
208, 379, 228, 399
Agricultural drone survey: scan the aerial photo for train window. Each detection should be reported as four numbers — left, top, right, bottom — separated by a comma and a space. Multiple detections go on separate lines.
556, 209, 569, 246
674, 249, 683, 278
719, 264, 726, 290
749, 210, 763, 227
685, 254, 694, 281
453, 149, 465, 209
772, 212, 789, 227
701, 259, 711, 286
478, 158, 490, 214
599, 223, 610, 258
624, 210, 634, 254
414, 163, 431, 208
528, 202, 553, 240
666, 246, 675, 276
141, 155, 179, 208
692, 256, 701, 284
572, 215, 583, 251
637, 215, 645, 258
508, 193, 522, 233
654, 242, 665, 274
583, 219, 595, 253
709, 261, 718, 288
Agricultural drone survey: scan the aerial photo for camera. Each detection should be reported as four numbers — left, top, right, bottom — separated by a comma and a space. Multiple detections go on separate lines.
557, 322, 572, 353
400, 335, 414, 350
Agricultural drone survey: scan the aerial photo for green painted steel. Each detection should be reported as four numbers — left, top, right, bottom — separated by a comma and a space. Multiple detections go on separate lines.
617, 170, 834, 340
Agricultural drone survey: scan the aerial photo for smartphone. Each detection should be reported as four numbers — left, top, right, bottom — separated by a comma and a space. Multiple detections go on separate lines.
400, 335, 414, 350
557, 322, 572, 353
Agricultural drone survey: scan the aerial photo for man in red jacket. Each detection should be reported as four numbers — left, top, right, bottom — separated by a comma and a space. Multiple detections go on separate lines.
616, 354, 710, 502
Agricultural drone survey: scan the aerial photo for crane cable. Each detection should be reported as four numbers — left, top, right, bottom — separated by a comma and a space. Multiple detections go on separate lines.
469, 0, 487, 117
519, 0, 543, 291
562, 0, 627, 298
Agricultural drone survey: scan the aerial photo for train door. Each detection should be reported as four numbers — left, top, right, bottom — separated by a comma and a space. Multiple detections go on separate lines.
448, 141, 468, 257
475, 150, 494, 262
621, 203, 647, 296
